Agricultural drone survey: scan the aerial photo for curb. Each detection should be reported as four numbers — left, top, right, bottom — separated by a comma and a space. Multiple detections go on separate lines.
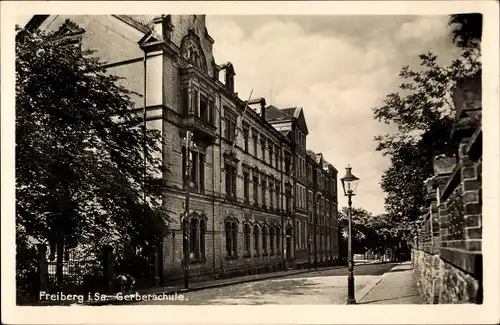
87, 265, 347, 306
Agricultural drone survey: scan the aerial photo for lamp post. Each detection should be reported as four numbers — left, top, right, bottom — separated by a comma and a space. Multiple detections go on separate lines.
340, 165, 360, 305
182, 130, 196, 289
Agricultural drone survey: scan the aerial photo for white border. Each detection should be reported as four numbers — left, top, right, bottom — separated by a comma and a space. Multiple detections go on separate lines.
2, 1, 499, 324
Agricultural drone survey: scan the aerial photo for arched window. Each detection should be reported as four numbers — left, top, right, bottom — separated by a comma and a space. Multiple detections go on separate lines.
188, 214, 207, 261
253, 225, 260, 255
276, 226, 281, 254
189, 218, 199, 258
244, 224, 251, 256
262, 226, 268, 255
232, 223, 238, 256
200, 219, 206, 258
269, 226, 275, 255
225, 221, 232, 256
225, 219, 238, 257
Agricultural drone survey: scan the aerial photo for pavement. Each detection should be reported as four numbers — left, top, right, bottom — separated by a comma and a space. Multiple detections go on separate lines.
357, 261, 424, 304
83, 261, 423, 305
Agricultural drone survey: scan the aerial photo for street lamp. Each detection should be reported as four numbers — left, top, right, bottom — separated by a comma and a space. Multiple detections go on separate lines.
182, 130, 196, 289
340, 165, 360, 305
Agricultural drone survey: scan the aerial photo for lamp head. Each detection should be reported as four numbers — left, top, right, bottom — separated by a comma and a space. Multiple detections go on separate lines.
340, 165, 359, 196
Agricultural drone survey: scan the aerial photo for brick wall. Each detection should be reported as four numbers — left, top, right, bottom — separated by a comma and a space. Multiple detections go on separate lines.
413, 72, 482, 304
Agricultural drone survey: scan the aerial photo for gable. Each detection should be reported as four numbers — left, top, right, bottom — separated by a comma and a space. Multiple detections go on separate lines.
295, 108, 309, 135
38, 15, 146, 64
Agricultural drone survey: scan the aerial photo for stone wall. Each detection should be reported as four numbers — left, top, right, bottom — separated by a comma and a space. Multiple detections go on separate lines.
413, 72, 482, 304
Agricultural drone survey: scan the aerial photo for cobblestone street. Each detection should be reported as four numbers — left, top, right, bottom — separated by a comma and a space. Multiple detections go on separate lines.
136, 263, 397, 305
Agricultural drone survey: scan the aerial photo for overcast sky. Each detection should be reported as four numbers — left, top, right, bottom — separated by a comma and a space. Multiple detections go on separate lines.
206, 15, 461, 215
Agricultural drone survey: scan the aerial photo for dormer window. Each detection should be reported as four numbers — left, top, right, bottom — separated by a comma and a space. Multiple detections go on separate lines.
180, 31, 207, 72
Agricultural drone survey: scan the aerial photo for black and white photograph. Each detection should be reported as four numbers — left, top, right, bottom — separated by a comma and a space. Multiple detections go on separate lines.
2, 1, 499, 324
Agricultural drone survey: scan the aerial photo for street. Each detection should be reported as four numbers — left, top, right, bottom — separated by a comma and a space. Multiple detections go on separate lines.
136, 262, 397, 305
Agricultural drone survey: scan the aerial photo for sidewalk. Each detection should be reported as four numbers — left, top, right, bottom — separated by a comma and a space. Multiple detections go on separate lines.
357, 261, 424, 304
87, 264, 345, 305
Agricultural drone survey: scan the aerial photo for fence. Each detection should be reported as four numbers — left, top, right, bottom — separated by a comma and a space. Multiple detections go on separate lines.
18, 243, 161, 304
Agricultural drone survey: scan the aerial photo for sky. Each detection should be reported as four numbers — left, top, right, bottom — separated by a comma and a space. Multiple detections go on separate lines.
206, 15, 461, 215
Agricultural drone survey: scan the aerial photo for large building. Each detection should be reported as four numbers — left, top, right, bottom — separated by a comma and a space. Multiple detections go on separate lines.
26, 14, 339, 280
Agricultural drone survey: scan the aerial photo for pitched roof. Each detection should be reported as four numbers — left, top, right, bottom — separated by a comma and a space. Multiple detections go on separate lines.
265, 105, 293, 122
306, 150, 317, 161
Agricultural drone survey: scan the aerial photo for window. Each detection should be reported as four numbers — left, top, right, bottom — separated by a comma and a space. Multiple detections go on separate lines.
232, 223, 238, 256
303, 222, 307, 249
189, 218, 200, 258
200, 219, 206, 257
243, 125, 249, 152
269, 178, 274, 209
269, 144, 274, 166
276, 227, 281, 253
285, 184, 291, 212
243, 171, 250, 203
275, 183, 280, 210
275, 146, 280, 171
260, 138, 266, 161
182, 148, 205, 192
253, 225, 260, 255
252, 133, 258, 156
192, 89, 199, 116
200, 94, 209, 123
296, 220, 300, 249
308, 190, 313, 209
224, 110, 237, 142
261, 175, 267, 208
244, 224, 251, 256
285, 153, 291, 174
253, 173, 259, 205
296, 184, 300, 208
270, 227, 275, 254
225, 162, 237, 198
262, 226, 268, 255
225, 220, 238, 257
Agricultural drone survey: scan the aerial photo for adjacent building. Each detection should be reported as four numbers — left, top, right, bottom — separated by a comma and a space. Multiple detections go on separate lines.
25, 14, 339, 280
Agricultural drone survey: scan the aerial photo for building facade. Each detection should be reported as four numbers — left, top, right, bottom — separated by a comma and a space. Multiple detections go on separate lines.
28, 14, 339, 280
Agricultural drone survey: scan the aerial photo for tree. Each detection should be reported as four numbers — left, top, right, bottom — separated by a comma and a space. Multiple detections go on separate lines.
449, 13, 482, 50
15, 26, 172, 289
338, 207, 403, 260
372, 14, 482, 230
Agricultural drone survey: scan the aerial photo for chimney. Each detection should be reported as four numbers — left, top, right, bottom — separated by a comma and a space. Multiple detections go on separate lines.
248, 97, 267, 120
260, 98, 266, 120
219, 62, 235, 93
